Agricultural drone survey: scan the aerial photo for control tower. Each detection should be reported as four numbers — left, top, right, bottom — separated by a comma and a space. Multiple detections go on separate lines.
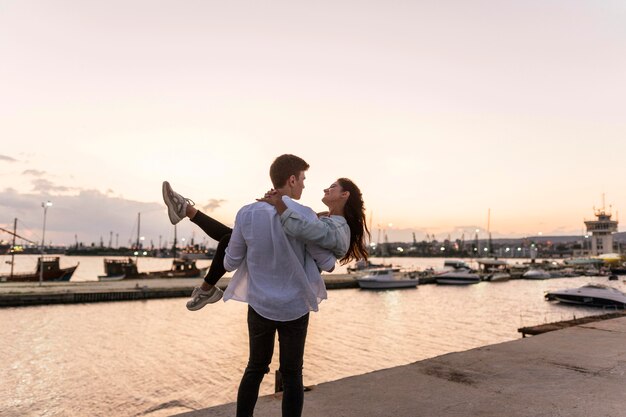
584, 199, 618, 255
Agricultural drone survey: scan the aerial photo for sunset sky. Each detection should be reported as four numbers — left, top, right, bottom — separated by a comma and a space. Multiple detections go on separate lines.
1, 0, 626, 247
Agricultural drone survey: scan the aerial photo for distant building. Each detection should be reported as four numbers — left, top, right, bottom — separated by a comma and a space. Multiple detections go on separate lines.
584, 206, 618, 255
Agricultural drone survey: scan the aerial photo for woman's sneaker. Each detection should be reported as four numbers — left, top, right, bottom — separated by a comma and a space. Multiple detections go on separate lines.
186, 286, 223, 311
162, 181, 195, 225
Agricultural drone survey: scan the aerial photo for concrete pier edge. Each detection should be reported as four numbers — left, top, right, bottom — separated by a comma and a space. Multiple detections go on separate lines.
174, 315, 626, 417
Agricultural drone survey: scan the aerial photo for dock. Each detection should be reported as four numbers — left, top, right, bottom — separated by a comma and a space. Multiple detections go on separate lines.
0, 274, 359, 307
517, 311, 626, 337
175, 315, 626, 417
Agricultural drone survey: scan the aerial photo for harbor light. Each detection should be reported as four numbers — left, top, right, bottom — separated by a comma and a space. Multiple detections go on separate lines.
397, 247, 404, 252
134, 251, 139, 256
440, 247, 445, 251
142, 251, 148, 256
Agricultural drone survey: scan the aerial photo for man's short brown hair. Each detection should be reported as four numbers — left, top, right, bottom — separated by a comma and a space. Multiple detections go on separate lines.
269, 154, 310, 188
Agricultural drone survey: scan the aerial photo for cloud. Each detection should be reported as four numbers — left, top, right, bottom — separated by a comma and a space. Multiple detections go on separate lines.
201, 198, 226, 212
0, 188, 181, 247
0, 155, 17, 162
22, 169, 46, 177
31, 178, 73, 193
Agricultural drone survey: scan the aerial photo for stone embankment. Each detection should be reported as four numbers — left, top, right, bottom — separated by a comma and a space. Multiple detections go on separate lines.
176, 316, 626, 417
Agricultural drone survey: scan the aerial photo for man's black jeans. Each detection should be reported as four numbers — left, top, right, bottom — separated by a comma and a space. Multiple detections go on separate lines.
236, 306, 310, 417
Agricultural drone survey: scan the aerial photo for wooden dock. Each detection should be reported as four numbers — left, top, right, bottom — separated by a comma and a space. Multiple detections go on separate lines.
517, 311, 626, 337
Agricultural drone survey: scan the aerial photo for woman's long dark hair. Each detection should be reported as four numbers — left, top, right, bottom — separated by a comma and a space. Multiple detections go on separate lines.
337, 178, 370, 265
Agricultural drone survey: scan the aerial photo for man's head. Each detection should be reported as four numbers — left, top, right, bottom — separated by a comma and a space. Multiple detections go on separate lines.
270, 154, 309, 200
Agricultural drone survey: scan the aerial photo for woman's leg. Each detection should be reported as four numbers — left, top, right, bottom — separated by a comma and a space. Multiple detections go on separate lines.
188, 209, 233, 288
188, 208, 232, 241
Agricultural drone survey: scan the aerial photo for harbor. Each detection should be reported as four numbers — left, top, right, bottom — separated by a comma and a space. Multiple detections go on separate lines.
2, 270, 624, 416
3, 1, 626, 416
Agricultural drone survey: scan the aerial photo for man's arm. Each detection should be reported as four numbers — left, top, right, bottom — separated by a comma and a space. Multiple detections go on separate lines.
223, 210, 246, 271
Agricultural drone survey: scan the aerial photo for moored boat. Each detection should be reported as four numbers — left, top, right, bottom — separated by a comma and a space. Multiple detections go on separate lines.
348, 260, 400, 273
99, 257, 207, 280
435, 270, 481, 285
484, 272, 511, 282
0, 257, 79, 283
522, 269, 552, 280
545, 284, 626, 308
357, 268, 418, 289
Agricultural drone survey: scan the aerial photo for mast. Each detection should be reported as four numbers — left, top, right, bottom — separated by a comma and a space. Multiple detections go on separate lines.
10, 218, 16, 278
487, 208, 493, 256
136, 212, 141, 249
172, 224, 178, 258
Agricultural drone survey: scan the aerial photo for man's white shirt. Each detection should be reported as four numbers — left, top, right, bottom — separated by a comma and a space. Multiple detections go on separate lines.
223, 196, 334, 321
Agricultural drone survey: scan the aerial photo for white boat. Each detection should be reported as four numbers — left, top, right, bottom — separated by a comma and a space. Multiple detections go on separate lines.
357, 268, 418, 289
522, 269, 552, 280
545, 284, 626, 308
435, 269, 481, 285
485, 272, 511, 282
444, 260, 471, 270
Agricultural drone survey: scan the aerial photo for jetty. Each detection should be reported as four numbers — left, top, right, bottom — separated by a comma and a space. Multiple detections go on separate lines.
0, 274, 359, 307
175, 315, 626, 417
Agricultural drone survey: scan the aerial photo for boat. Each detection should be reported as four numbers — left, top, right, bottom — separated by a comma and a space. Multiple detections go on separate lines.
435, 269, 481, 285
610, 266, 626, 275
443, 260, 471, 270
99, 257, 208, 280
0, 257, 79, 283
477, 258, 510, 282
484, 272, 511, 282
522, 269, 552, 280
0, 243, 10, 255
347, 259, 399, 273
180, 247, 215, 260
545, 284, 626, 309
357, 268, 419, 289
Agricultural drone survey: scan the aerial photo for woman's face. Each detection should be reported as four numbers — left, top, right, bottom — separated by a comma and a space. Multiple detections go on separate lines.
322, 181, 346, 206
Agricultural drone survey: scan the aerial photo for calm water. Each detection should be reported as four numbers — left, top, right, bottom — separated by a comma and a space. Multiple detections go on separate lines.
1, 256, 622, 416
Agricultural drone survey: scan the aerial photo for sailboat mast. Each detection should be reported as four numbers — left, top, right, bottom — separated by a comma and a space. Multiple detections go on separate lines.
136, 212, 141, 249
173, 224, 178, 258
10, 218, 16, 278
487, 208, 493, 255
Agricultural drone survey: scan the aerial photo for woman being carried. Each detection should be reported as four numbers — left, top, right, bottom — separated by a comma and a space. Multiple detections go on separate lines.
162, 178, 369, 311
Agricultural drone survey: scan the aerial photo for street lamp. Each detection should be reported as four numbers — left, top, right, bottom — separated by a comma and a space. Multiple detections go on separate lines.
39, 201, 52, 286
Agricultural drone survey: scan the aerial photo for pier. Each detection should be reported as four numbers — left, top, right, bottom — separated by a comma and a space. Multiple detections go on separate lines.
175, 315, 626, 417
0, 274, 360, 307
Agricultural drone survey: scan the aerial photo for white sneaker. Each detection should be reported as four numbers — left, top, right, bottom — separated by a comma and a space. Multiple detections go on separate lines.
162, 181, 195, 225
186, 286, 223, 311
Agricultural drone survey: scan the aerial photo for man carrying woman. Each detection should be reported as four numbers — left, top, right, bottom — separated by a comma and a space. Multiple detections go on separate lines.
162, 154, 369, 417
